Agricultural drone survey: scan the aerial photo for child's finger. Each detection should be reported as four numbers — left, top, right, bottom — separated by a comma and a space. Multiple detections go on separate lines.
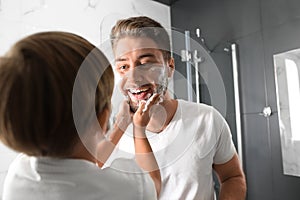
150, 93, 161, 105
142, 93, 160, 113
136, 100, 146, 114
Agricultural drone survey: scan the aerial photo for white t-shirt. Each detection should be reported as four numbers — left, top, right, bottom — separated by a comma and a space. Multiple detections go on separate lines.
2, 154, 156, 200
107, 99, 236, 200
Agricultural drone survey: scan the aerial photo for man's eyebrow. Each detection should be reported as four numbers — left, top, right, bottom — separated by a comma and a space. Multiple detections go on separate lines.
115, 57, 128, 62
138, 53, 156, 59
115, 53, 156, 62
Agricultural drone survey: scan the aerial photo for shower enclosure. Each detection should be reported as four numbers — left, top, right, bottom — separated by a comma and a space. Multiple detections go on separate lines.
171, 28, 242, 157
171, 28, 243, 198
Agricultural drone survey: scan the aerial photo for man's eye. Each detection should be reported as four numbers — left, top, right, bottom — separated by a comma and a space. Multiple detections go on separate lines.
119, 65, 128, 70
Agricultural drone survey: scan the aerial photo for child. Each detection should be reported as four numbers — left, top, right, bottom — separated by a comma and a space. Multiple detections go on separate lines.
0, 31, 160, 200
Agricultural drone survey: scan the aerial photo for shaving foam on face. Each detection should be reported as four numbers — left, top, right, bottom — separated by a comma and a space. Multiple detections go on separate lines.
141, 93, 165, 113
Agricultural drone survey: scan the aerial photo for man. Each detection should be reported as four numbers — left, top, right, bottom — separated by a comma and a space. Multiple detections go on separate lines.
108, 16, 246, 200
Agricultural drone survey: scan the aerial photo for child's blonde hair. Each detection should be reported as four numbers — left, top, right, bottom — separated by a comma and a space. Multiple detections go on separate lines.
0, 31, 114, 157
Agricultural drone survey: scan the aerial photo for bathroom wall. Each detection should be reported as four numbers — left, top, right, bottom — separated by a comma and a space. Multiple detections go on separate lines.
170, 0, 300, 199
0, 0, 170, 197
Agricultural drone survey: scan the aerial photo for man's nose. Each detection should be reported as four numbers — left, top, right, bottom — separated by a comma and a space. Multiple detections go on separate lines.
127, 67, 144, 84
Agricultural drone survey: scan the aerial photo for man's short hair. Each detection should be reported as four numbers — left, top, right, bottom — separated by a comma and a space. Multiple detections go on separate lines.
110, 16, 171, 61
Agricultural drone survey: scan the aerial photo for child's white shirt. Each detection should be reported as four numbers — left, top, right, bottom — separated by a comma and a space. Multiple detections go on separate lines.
2, 154, 156, 200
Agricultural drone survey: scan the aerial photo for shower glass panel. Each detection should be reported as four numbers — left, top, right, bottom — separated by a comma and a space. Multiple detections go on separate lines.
171, 28, 240, 150
171, 28, 242, 199
274, 48, 300, 177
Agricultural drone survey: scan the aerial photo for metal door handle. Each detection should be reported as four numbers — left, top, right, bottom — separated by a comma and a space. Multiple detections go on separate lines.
260, 106, 272, 117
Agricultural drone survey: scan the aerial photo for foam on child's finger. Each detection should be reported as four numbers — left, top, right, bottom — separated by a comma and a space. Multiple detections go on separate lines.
138, 100, 146, 113
142, 93, 158, 113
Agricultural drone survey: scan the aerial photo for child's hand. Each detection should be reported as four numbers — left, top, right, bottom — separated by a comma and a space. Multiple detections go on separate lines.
114, 100, 132, 131
133, 93, 160, 128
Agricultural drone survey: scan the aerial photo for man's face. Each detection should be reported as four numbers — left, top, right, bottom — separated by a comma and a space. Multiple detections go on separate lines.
114, 36, 169, 112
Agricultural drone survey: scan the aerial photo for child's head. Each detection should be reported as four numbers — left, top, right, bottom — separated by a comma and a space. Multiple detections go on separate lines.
0, 31, 114, 157
110, 16, 171, 62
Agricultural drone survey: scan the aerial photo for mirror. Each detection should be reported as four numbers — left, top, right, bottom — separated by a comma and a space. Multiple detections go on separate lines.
274, 48, 300, 177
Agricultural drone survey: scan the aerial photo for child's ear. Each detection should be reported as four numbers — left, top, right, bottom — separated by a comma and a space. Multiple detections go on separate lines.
97, 108, 110, 133
167, 58, 175, 77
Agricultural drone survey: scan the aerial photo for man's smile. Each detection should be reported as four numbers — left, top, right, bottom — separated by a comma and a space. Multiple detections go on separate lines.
127, 85, 154, 102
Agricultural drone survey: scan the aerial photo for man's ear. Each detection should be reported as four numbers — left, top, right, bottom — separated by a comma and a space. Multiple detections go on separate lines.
167, 57, 175, 77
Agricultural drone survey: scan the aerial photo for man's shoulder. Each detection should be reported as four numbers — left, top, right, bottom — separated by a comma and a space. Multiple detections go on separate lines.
177, 100, 226, 125
177, 99, 213, 113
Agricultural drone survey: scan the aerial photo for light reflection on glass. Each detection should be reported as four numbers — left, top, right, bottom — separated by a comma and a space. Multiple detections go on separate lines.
285, 59, 300, 141
274, 49, 300, 177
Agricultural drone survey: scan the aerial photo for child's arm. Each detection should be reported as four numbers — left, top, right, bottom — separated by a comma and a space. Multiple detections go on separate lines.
96, 95, 161, 197
132, 94, 161, 197
96, 101, 132, 168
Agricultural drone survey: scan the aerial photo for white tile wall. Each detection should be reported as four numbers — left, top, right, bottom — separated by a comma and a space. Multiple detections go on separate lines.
0, 143, 17, 196
0, 0, 170, 197
0, 0, 171, 54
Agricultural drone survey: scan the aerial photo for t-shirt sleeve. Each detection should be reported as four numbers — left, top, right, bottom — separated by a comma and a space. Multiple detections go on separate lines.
212, 109, 236, 164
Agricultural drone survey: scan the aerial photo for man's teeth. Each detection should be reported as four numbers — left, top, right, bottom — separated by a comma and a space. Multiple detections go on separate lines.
129, 88, 149, 94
